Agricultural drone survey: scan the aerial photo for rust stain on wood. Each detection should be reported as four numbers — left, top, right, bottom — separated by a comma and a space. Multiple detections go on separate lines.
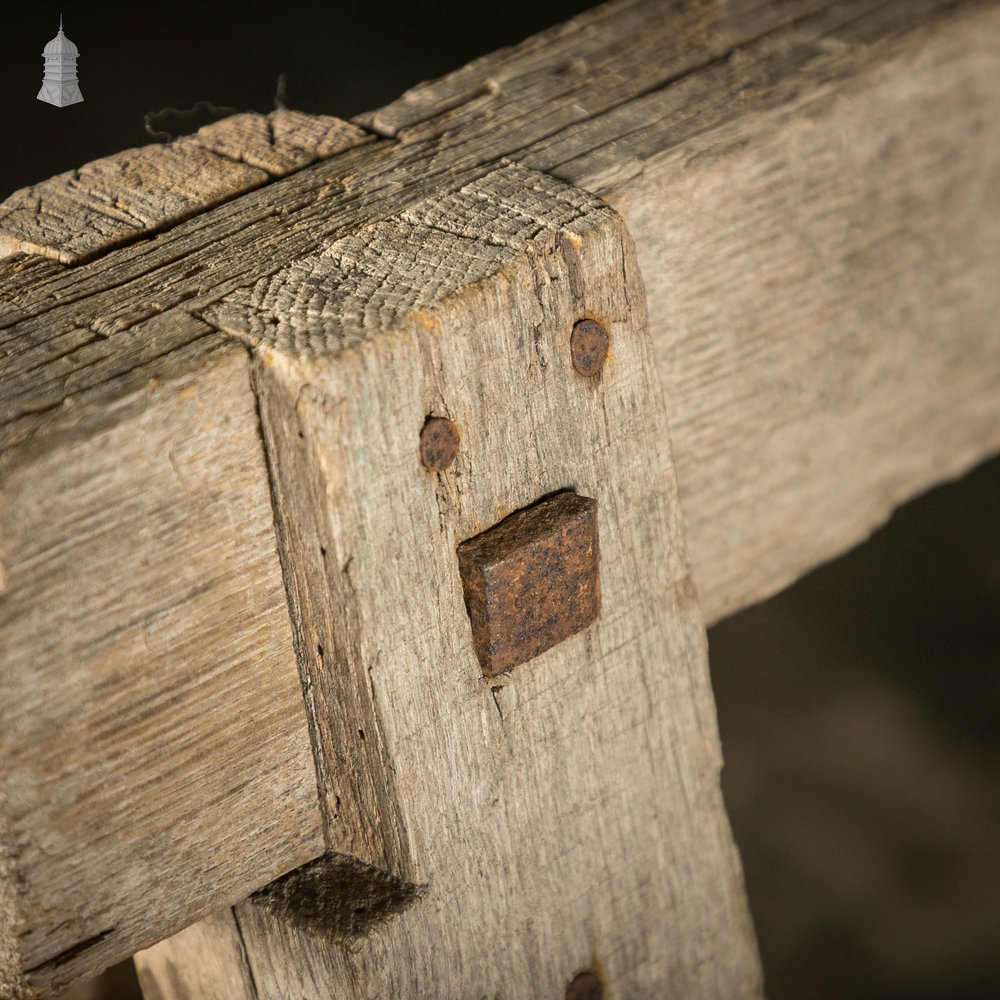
570, 318, 610, 378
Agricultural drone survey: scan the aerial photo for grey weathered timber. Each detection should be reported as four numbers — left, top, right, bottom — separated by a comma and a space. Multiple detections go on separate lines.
0, 110, 369, 264
1, 0, 999, 995
138, 162, 761, 1000
0, 342, 327, 997
3, 0, 998, 621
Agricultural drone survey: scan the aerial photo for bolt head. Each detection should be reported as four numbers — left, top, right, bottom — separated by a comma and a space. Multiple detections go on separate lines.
566, 970, 604, 1000
457, 492, 600, 677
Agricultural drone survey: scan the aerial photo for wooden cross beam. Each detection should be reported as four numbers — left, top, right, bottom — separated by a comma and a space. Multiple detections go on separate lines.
1, 0, 998, 996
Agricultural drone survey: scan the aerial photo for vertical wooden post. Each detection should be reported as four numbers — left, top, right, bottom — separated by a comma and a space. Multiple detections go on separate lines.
136, 165, 761, 998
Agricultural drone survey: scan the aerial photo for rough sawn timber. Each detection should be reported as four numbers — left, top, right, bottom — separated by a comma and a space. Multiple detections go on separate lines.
0, 342, 327, 997
2, 0, 998, 625
0, 110, 369, 265
138, 161, 761, 1000
363, 0, 1000, 624
0, 0, 997, 995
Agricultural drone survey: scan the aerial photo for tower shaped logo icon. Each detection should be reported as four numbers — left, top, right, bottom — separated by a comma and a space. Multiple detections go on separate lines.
38, 15, 83, 107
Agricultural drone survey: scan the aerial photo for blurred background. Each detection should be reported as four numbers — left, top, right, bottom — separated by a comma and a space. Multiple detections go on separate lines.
1, 3, 996, 998
714, 457, 1000, 1000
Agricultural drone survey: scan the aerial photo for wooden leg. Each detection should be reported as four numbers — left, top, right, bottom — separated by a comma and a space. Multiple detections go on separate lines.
135, 165, 761, 999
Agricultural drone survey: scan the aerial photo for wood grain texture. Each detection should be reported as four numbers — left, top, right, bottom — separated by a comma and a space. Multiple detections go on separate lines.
367, 0, 1000, 622
545, 0, 1000, 622
140, 162, 761, 999
134, 911, 256, 1000
0, 820, 17, 1000
0, 0, 998, 993
0, 110, 369, 265
0, 344, 325, 996
2, 0, 996, 623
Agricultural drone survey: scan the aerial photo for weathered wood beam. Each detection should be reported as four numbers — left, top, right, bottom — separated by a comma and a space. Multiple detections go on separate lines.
0, 341, 326, 996
3, 0, 998, 622
0, 111, 370, 264
1, 0, 998, 994
138, 161, 762, 1000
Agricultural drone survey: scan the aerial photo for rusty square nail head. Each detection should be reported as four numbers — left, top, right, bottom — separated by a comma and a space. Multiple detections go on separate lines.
457, 491, 600, 678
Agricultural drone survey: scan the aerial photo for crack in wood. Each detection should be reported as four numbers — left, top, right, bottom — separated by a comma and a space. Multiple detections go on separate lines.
23, 928, 115, 975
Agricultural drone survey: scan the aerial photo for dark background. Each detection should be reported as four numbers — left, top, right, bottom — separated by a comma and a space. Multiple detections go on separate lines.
0, 0, 591, 201
714, 457, 1000, 1000
2, 4, 996, 999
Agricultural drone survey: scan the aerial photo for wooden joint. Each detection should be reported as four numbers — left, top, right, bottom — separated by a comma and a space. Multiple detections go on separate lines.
4, 0, 996, 994
135, 161, 759, 997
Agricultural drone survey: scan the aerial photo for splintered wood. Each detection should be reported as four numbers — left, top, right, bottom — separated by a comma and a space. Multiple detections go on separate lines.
1, 0, 998, 996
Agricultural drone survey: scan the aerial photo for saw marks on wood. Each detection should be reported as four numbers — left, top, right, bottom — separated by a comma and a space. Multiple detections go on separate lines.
0, 110, 370, 265
202, 162, 604, 355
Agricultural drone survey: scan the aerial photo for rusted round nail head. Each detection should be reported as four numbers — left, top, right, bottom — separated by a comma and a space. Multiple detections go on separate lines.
419, 417, 461, 472
566, 970, 604, 1000
570, 318, 610, 377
